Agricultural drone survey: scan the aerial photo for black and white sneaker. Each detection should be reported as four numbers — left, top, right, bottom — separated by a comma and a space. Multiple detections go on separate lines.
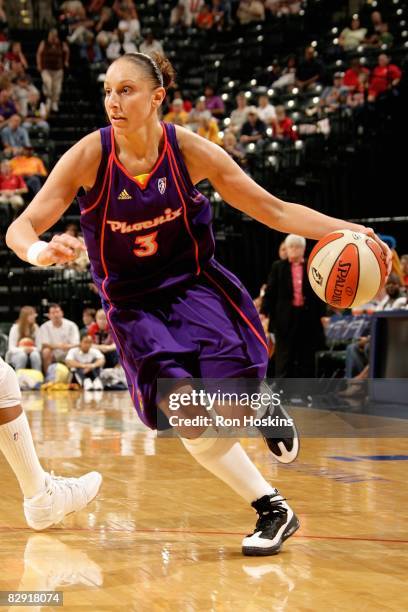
242, 490, 300, 556
258, 382, 300, 464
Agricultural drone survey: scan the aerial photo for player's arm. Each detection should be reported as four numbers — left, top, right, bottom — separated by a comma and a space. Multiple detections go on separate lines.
176, 127, 391, 267
5, 131, 101, 266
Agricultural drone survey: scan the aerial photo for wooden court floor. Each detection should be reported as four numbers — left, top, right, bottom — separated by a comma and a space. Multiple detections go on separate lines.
0, 390, 407, 612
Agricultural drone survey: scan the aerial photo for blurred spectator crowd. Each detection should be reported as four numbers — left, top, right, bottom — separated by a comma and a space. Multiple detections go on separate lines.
0, 0, 406, 391
2, 300, 124, 392
0, 0, 404, 217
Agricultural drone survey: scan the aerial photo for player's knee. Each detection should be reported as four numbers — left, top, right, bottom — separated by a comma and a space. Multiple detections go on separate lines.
0, 361, 22, 409
181, 432, 235, 457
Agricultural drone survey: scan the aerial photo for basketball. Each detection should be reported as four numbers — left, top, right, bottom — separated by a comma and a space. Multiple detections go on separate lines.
307, 229, 387, 308
18, 337, 35, 348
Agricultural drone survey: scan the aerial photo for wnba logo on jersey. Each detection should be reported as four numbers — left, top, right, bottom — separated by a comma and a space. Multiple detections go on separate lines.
158, 177, 166, 195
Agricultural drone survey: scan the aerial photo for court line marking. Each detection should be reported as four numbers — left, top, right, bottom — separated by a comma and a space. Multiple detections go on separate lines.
0, 526, 406, 544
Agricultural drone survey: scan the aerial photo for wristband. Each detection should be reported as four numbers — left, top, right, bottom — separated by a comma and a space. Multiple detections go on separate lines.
26, 241, 50, 267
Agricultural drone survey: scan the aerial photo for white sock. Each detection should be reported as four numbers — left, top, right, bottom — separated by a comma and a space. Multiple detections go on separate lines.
0, 412, 46, 498
181, 435, 276, 503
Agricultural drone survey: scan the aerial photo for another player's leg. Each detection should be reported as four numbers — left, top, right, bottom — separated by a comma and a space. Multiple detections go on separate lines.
0, 358, 102, 530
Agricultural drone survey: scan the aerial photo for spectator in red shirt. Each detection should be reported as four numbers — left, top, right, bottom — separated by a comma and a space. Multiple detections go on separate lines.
88, 308, 119, 368
271, 105, 298, 142
196, 3, 214, 29
346, 71, 369, 108
343, 58, 370, 92
4, 41, 28, 72
0, 159, 27, 212
369, 53, 402, 100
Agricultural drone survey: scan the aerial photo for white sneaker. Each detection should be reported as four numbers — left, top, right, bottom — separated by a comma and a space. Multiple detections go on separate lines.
83, 378, 94, 391
242, 491, 299, 556
51, 102, 59, 112
93, 377, 103, 391
24, 471, 102, 531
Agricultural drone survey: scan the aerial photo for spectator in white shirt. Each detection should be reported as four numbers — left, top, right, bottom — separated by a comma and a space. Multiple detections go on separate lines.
106, 28, 138, 61
344, 274, 406, 380
139, 31, 164, 58
118, 6, 141, 43
229, 92, 249, 134
257, 94, 276, 125
187, 97, 211, 132
39, 303, 80, 374
7, 306, 42, 371
339, 17, 367, 52
66, 334, 105, 390
170, 2, 189, 28
171, 0, 204, 28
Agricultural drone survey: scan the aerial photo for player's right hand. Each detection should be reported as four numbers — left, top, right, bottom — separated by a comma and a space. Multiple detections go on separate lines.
37, 233, 87, 266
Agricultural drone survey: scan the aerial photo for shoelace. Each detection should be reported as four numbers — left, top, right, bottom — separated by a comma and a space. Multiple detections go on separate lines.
254, 497, 288, 533
46, 472, 87, 504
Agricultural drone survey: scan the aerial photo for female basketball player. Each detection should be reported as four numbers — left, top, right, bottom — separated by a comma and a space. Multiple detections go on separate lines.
6, 53, 390, 555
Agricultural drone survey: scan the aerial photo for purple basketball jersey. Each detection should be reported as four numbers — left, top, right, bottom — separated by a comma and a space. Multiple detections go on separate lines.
77, 122, 268, 428
78, 122, 215, 304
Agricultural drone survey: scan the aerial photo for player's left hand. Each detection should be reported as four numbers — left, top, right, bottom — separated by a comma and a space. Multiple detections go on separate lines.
359, 227, 392, 276
37, 233, 86, 266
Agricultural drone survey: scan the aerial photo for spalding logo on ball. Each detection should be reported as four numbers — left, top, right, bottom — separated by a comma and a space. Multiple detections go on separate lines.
307, 229, 387, 308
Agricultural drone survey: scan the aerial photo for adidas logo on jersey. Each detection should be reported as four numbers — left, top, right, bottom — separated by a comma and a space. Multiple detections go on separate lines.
118, 189, 132, 200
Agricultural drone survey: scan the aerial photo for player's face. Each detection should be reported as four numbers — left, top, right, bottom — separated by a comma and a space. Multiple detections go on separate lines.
104, 60, 165, 132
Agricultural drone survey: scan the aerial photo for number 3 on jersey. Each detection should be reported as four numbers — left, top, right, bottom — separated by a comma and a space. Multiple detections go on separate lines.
133, 231, 158, 257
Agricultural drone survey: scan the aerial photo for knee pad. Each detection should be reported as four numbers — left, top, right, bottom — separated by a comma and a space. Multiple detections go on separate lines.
0, 358, 22, 408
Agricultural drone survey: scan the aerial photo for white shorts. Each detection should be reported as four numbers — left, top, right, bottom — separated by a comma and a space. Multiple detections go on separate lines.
0, 357, 22, 408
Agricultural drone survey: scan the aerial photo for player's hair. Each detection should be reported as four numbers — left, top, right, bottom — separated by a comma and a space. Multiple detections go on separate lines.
80, 332, 92, 340
118, 52, 176, 91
